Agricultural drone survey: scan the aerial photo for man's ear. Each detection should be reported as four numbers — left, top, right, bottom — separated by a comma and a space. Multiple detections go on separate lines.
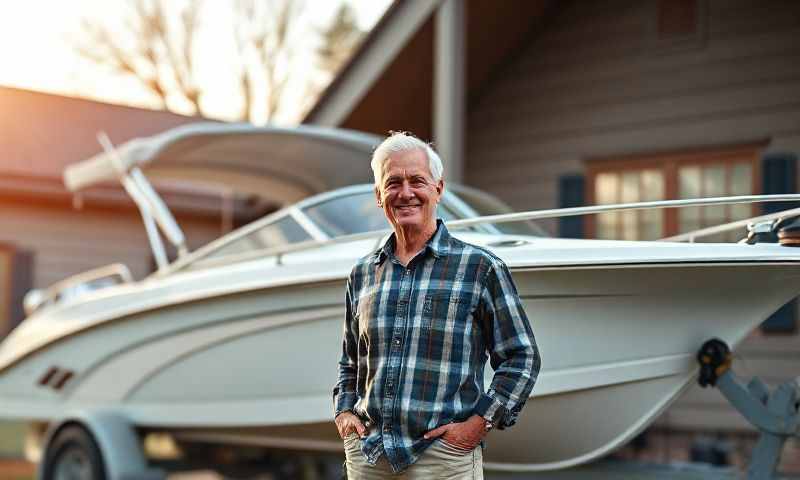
436, 179, 445, 196
375, 186, 382, 206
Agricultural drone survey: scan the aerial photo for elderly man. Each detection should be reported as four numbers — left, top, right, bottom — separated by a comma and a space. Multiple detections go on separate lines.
333, 132, 540, 479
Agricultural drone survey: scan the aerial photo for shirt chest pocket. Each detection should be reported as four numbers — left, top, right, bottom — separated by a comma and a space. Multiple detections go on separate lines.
422, 291, 475, 333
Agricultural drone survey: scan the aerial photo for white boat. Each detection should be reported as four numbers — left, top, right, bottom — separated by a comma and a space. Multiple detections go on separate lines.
2, 123, 799, 479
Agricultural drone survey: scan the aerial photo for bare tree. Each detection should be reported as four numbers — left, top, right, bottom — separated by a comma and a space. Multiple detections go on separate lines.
74, 0, 366, 123
317, 3, 363, 77
292, 2, 363, 118
233, 0, 301, 122
74, 0, 204, 115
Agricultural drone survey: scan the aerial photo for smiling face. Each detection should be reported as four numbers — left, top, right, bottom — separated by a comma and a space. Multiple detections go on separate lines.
375, 148, 444, 234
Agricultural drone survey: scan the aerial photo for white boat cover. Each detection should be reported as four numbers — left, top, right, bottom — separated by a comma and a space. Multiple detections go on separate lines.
63, 123, 382, 204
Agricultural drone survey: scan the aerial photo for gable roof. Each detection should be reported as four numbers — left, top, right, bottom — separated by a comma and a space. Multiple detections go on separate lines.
303, 0, 554, 140
0, 86, 200, 181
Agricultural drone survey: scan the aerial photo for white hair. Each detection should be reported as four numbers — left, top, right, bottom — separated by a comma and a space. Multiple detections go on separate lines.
370, 132, 443, 186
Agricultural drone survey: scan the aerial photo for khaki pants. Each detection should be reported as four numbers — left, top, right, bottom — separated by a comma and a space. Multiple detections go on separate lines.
343, 434, 484, 479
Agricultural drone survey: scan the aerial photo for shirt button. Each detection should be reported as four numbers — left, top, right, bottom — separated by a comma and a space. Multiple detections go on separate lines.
394, 339, 400, 345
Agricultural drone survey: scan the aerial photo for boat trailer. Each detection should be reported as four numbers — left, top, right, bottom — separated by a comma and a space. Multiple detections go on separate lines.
698, 339, 800, 480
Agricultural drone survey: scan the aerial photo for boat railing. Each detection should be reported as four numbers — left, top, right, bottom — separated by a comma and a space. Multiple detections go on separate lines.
445, 194, 800, 229
164, 194, 800, 276
660, 206, 800, 243
24, 263, 134, 315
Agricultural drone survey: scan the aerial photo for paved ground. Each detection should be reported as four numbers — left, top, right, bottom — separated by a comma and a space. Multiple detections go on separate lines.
0, 459, 34, 480
0, 459, 743, 480
7, 460, 800, 480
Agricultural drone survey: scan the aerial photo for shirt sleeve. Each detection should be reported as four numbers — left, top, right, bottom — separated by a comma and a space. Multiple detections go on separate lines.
333, 273, 359, 418
473, 258, 541, 429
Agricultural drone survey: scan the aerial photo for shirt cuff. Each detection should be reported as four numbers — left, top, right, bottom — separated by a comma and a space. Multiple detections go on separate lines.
474, 392, 520, 429
333, 387, 358, 418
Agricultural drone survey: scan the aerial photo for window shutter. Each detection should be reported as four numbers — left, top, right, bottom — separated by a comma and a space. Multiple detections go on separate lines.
7, 249, 33, 336
558, 174, 585, 238
761, 152, 798, 334
761, 152, 798, 214
762, 302, 797, 334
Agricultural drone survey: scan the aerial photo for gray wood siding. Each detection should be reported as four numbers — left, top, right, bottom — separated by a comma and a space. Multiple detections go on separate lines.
467, 0, 800, 214
466, 0, 800, 433
0, 203, 221, 288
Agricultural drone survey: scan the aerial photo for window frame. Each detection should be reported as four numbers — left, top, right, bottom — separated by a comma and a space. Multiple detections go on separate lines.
0, 243, 33, 336
585, 144, 763, 239
196, 211, 314, 264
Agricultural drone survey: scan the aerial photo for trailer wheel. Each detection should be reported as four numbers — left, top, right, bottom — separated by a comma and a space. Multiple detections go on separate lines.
41, 425, 106, 480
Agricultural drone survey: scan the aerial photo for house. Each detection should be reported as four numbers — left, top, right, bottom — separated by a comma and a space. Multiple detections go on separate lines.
305, 0, 800, 470
0, 86, 225, 334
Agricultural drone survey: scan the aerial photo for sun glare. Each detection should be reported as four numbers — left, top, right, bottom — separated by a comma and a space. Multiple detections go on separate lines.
0, 0, 392, 122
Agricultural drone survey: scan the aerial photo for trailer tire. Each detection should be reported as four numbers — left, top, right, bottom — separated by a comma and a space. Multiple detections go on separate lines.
40, 424, 107, 480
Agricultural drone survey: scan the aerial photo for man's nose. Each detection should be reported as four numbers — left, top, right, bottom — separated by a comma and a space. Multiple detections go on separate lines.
399, 181, 414, 198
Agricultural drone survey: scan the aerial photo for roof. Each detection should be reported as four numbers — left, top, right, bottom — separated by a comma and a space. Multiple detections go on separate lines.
303, 0, 555, 139
0, 86, 200, 181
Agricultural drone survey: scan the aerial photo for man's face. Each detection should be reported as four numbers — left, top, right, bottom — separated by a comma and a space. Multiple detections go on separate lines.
375, 148, 444, 232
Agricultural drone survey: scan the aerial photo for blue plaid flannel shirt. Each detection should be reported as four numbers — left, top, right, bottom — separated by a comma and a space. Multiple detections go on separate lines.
333, 220, 540, 473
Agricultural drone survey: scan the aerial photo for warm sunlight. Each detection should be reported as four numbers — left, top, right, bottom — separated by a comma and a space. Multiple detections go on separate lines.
0, 0, 391, 123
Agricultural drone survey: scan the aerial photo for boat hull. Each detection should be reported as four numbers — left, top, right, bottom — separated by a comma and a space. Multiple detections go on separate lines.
0, 261, 798, 471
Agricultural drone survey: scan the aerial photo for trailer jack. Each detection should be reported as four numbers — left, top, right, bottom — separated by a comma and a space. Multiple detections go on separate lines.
698, 339, 800, 480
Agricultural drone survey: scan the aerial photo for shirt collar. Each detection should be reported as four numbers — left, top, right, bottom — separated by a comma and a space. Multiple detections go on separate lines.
373, 219, 451, 265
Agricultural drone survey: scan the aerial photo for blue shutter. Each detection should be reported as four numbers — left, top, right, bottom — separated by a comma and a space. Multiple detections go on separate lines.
762, 152, 799, 214
7, 249, 33, 337
558, 174, 585, 238
761, 152, 798, 333
762, 302, 797, 334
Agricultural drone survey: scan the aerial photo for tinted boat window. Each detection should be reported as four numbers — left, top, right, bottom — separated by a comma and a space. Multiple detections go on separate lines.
449, 187, 547, 237
209, 215, 311, 258
303, 193, 388, 237
303, 192, 460, 237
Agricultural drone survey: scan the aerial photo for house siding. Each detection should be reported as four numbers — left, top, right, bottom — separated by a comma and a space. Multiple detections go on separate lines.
0, 201, 221, 290
466, 0, 800, 443
0, 87, 222, 329
467, 0, 800, 214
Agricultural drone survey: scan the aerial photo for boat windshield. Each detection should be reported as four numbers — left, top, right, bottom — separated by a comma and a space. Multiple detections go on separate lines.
205, 214, 313, 260
450, 186, 548, 237
191, 186, 543, 269
301, 191, 461, 237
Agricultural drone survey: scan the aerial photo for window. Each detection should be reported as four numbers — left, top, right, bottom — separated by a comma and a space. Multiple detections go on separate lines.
650, 0, 706, 53
302, 192, 462, 238
676, 162, 753, 241
302, 193, 390, 237
594, 169, 664, 240
587, 146, 760, 241
206, 215, 312, 260
448, 186, 548, 237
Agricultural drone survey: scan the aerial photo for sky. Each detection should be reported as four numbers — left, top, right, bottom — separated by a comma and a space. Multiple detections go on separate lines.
0, 0, 391, 123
